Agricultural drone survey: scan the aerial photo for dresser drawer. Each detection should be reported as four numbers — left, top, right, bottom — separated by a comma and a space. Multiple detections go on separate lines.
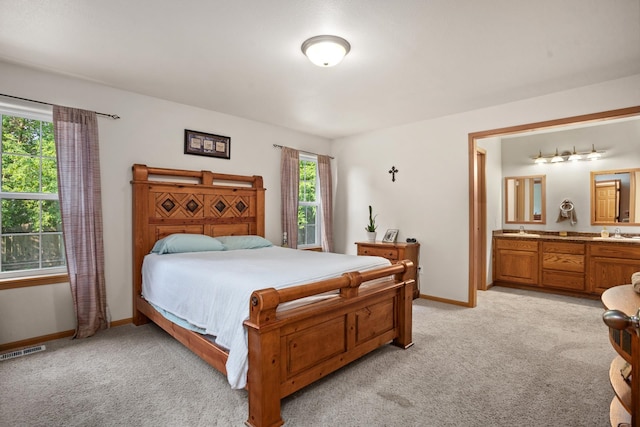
590, 243, 640, 259
495, 238, 539, 251
542, 253, 585, 273
542, 241, 585, 255
542, 270, 585, 291
357, 246, 399, 260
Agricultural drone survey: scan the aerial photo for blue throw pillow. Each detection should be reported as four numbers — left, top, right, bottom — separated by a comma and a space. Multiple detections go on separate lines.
151, 234, 226, 254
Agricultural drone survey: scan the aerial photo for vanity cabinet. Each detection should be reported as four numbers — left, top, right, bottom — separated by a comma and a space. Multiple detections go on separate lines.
493, 236, 640, 298
589, 244, 640, 294
541, 241, 585, 291
494, 239, 539, 286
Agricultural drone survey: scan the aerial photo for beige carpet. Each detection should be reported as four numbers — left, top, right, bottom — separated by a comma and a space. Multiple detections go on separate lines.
0, 287, 614, 426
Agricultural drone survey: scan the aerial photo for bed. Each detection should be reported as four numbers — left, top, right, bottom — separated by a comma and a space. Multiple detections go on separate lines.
131, 164, 415, 427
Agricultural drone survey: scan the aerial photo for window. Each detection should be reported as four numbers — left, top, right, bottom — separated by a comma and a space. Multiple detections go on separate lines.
0, 110, 65, 278
298, 154, 321, 247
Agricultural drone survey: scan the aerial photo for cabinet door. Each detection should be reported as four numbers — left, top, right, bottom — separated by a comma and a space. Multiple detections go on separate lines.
495, 249, 539, 285
590, 256, 640, 294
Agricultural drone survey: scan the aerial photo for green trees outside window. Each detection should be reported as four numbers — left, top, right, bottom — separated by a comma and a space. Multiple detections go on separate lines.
1, 114, 65, 273
298, 157, 319, 246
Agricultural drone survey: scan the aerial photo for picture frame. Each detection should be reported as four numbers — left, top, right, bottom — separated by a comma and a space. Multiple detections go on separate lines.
184, 129, 231, 159
382, 229, 398, 243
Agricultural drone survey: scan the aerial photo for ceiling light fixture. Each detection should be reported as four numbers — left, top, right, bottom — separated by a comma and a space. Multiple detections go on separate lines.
587, 144, 602, 160
531, 145, 605, 164
551, 148, 564, 163
568, 146, 582, 162
534, 150, 547, 164
301, 35, 351, 67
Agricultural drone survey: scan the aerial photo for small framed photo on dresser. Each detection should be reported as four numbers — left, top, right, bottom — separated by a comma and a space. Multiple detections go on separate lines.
382, 229, 398, 243
184, 129, 231, 159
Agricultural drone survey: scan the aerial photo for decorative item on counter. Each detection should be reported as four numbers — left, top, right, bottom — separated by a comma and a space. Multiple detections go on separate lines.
601, 227, 609, 238
556, 199, 577, 225
559, 231, 568, 237
365, 205, 378, 242
382, 229, 398, 243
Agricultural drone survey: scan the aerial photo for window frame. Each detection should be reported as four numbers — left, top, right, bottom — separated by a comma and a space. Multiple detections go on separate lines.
0, 103, 67, 285
297, 153, 322, 249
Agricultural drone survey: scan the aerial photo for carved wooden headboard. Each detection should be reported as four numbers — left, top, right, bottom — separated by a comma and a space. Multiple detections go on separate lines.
131, 164, 266, 300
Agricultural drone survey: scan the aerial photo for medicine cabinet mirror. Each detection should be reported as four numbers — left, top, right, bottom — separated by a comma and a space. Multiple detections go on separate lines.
591, 168, 640, 225
504, 175, 546, 224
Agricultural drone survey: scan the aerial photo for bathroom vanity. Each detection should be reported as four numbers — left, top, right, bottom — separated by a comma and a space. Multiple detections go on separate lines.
493, 232, 640, 297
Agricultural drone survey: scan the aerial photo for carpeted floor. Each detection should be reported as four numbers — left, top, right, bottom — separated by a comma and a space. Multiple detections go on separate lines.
0, 287, 614, 426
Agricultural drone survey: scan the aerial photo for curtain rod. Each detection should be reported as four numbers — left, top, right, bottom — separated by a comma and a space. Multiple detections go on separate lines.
272, 144, 334, 159
0, 93, 120, 119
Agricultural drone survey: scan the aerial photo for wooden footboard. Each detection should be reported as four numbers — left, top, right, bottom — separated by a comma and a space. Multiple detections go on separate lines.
244, 261, 414, 427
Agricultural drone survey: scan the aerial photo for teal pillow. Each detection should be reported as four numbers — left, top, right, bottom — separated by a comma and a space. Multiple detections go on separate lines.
151, 234, 226, 254
215, 235, 273, 250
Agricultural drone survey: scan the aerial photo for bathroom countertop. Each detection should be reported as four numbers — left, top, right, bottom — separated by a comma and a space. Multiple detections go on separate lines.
494, 231, 640, 243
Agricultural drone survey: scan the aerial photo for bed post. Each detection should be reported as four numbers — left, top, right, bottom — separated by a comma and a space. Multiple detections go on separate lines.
131, 164, 150, 326
244, 288, 284, 427
394, 260, 415, 349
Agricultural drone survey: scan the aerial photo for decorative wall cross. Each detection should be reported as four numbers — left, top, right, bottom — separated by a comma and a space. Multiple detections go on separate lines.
388, 166, 398, 182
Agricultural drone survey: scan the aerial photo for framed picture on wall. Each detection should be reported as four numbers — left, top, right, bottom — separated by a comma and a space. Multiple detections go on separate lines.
382, 229, 398, 243
184, 129, 231, 159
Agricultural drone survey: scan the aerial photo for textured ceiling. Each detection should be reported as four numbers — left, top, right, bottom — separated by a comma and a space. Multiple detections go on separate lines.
0, 0, 639, 139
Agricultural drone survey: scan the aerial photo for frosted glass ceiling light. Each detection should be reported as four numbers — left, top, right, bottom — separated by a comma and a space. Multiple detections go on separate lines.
534, 150, 547, 164
587, 144, 602, 160
551, 148, 564, 163
301, 35, 351, 67
568, 146, 582, 162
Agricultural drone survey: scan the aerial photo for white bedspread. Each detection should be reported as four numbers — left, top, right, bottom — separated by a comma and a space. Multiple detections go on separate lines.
142, 246, 391, 389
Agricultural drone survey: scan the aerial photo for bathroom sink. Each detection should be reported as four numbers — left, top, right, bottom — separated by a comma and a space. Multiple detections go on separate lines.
502, 233, 541, 238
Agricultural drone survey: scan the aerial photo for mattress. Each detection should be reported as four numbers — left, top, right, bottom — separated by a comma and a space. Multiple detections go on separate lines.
141, 246, 391, 389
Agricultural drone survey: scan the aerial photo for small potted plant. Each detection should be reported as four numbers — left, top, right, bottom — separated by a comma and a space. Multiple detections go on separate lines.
365, 205, 377, 241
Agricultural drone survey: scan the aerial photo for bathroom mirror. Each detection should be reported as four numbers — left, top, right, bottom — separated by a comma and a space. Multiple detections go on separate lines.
591, 168, 640, 225
505, 175, 546, 224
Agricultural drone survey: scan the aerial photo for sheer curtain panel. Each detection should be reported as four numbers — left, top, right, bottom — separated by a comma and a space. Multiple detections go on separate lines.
318, 155, 334, 252
53, 106, 108, 338
281, 147, 299, 249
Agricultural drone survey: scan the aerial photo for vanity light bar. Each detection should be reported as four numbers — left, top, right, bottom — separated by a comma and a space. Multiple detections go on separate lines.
532, 145, 605, 163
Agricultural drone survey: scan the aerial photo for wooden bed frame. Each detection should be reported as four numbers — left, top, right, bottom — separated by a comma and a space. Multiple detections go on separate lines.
131, 164, 415, 427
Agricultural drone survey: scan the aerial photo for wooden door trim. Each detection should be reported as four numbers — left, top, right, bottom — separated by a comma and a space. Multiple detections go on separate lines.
468, 106, 640, 308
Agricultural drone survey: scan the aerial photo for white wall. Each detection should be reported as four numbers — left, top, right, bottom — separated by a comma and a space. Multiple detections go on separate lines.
0, 61, 330, 345
331, 73, 640, 303
477, 137, 502, 286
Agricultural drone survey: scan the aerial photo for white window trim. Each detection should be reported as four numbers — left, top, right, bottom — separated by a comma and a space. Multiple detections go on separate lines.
298, 154, 322, 248
0, 105, 66, 279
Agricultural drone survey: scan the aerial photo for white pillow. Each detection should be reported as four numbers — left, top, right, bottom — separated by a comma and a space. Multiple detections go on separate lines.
215, 235, 273, 250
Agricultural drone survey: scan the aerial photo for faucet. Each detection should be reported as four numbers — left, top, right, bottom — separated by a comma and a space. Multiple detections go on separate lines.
614, 227, 621, 238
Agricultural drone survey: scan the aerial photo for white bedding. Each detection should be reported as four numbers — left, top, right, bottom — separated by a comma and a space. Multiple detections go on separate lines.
141, 246, 391, 389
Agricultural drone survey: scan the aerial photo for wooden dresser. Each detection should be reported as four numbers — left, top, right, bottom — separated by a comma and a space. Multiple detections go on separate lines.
355, 241, 420, 298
